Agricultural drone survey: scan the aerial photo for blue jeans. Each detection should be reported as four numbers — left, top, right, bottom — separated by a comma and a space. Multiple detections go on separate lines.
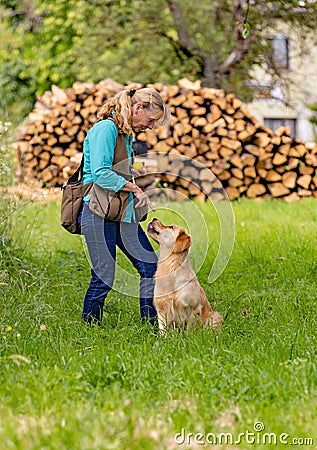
81, 202, 158, 325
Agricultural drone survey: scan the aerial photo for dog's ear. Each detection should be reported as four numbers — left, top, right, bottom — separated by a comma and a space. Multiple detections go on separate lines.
173, 230, 191, 253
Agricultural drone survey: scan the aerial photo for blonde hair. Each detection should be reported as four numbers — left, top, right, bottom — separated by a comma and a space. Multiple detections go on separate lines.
97, 87, 170, 135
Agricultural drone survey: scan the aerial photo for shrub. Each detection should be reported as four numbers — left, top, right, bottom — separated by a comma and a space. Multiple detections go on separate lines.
0, 120, 14, 186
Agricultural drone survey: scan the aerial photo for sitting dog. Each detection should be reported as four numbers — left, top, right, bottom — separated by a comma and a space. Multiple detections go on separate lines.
147, 218, 223, 333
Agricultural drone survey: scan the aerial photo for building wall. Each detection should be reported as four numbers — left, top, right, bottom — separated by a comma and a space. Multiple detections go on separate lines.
246, 23, 317, 143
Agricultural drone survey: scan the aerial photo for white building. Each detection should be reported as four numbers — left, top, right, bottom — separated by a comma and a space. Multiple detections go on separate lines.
246, 24, 317, 143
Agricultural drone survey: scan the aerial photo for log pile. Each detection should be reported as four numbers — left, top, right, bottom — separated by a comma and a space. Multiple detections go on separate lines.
13, 79, 125, 186
13, 78, 317, 202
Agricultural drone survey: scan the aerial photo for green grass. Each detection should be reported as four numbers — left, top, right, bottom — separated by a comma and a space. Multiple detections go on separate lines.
0, 196, 317, 450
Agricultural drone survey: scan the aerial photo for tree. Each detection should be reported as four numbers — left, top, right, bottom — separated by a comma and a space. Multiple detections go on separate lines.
71, 0, 317, 101
1, 0, 317, 117
164, 0, 317, 84
0, 0, 86, 115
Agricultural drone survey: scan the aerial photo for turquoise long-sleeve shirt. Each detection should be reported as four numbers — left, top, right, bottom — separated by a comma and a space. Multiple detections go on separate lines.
82, 119, 135, 222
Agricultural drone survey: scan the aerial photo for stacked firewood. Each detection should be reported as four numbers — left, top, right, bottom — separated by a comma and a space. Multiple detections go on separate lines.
13, 79, 125, 186
13, 78, 317, 201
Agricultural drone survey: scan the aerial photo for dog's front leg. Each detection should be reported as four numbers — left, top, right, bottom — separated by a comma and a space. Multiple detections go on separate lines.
157, 312, 168, 336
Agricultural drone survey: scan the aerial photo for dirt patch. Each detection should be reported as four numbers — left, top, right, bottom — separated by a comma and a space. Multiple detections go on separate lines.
0, 183, 61, 203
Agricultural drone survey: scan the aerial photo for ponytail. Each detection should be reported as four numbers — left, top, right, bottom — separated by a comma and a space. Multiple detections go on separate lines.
97, 87, 170, 135
97, 89, 133, 135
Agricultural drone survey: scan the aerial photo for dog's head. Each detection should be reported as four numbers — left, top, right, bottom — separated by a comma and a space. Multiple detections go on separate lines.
147, 218, 191, 254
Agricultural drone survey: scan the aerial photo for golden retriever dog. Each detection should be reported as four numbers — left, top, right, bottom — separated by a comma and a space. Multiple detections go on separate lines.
147, 218, 223, 333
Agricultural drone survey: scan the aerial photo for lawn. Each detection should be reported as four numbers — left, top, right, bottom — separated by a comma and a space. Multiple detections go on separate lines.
0, 195, 316, 450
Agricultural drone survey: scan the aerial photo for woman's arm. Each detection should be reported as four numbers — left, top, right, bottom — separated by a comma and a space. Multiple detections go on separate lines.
89, 120, 127, 192
88, 120, 154, 210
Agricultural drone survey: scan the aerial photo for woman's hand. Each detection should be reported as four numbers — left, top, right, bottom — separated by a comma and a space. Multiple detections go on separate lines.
131, 167, 146, 178
132, 161, 145, 179
134, 190, 155, 211
122, 180, 155, 211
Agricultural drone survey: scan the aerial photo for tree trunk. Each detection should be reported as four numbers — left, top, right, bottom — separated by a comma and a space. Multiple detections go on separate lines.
200, 56, 219, 88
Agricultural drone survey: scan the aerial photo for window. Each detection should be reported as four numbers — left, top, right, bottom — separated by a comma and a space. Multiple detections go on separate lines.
267, 35, 290, 69
264, 118, 296, 136
245, 80, 284, 101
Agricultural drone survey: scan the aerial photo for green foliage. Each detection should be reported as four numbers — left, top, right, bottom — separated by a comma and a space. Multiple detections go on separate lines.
1, 0, 317, 119
0, 120, 14, 186
0, 0, 83, 116
0, 197, 317, 448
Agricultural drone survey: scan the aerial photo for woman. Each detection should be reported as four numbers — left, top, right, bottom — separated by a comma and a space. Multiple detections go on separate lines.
80, 88, 170, 326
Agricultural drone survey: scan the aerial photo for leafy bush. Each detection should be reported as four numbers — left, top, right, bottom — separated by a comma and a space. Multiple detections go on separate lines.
0, 120, 14, 187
